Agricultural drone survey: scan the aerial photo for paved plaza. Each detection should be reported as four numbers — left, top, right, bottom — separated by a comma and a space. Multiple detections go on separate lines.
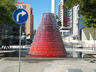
0, 57, 96, 72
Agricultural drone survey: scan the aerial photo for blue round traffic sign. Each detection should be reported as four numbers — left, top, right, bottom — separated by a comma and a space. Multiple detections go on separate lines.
13, 8, 28, 24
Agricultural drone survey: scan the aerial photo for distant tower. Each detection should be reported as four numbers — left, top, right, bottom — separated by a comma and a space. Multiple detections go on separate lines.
51, 0, 56, 14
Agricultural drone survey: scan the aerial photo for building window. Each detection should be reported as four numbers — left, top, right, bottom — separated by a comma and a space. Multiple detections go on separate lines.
17, 6, 24, 8
16, 6, 20, 8
22, 5, 26, 9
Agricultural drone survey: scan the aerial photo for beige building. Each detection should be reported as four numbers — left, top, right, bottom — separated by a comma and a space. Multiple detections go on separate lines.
17, 1, 34, 39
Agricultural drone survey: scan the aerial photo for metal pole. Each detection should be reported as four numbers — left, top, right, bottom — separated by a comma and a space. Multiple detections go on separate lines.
19, 24, 22, 72
94, 28, 95, 50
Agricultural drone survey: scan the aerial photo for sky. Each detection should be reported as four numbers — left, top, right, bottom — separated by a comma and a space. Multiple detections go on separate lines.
19, 0, 61, 30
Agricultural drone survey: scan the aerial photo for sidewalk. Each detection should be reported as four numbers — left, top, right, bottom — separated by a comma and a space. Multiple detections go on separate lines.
0, 58, 96, 72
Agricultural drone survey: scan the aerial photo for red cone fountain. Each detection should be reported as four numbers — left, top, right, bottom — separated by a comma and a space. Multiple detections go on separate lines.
29, 13, 66, 57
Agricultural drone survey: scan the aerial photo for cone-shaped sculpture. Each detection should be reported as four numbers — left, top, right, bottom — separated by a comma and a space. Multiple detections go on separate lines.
29, 13, 66, 57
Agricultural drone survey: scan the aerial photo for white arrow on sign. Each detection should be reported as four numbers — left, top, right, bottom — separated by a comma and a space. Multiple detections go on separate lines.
17, 10, 26, 22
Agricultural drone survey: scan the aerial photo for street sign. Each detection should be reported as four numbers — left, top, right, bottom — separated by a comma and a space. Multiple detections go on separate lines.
13, 8, 28, 72
13, 8, 28, 24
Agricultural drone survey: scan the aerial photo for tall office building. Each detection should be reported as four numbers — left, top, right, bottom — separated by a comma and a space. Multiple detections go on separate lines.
17, 1, 34, 39
58, 0, 79, 40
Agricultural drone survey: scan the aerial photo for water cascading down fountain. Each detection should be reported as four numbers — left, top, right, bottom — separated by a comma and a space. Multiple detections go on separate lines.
29, 13, 66, 57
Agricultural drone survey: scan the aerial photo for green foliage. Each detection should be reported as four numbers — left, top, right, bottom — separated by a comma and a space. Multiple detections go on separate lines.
56, 15, 59, 19
63, 0, 96, 28
56, 15, 61, 26
58, 20, 61, 26
81, 16, 96, 28
33, 30, 36, 35
0, 0, 16, 24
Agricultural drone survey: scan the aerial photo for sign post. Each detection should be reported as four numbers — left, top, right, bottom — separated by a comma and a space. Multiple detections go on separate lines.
19, 24, 22, 72
13, 8, 28, 72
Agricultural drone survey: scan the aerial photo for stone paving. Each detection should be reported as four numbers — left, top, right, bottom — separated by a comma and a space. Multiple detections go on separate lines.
0, 58, 96, 72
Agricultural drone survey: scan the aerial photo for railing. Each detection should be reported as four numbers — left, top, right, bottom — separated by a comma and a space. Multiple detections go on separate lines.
64, 41, 95, 50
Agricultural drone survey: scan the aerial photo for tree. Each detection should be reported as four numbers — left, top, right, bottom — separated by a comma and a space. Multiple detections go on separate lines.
56, 15, 61, 26
81, 16, 96, 28
58, 20, 61, 26
0, 0, 16, 24
0, 0, 17, 47
33, 30, 36, 35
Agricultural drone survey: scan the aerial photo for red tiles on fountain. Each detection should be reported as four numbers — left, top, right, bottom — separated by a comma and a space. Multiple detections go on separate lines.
29, 13, 66, 57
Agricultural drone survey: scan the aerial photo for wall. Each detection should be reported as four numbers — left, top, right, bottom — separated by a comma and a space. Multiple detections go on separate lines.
72, 5, 79, 36
81, 27, 96, 40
